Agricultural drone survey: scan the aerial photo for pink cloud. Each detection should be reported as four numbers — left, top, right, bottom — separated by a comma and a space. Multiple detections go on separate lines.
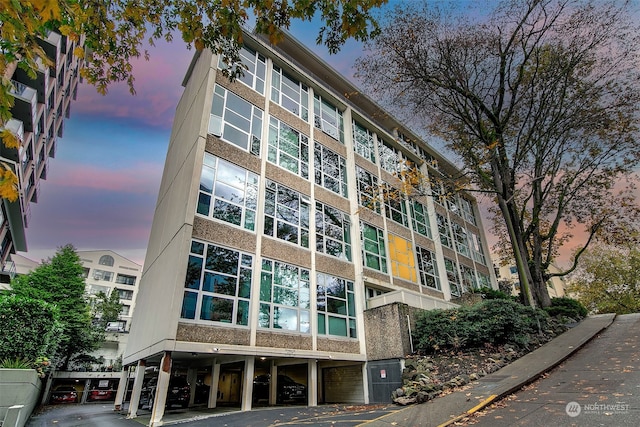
74, 41, 192, 128
47, 162, 162, 194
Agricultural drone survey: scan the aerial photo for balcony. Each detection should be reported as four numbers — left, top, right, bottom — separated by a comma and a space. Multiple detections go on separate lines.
9, 80, 37, 132
0, 119, 24, 162
13, 56, 49, 104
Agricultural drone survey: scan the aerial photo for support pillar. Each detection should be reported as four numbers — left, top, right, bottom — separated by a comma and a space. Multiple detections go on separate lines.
269, 362, 277, 405
127, 359, 145, 419
150, 351, 171, 427
209, 360, 220, 408
114, 366, 129, 411
307, 359, 317, 407
80, 378, 91, 404
187, 367, 198, 407
241, 356, 255, 411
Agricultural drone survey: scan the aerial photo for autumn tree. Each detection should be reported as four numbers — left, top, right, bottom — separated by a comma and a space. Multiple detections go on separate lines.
355, 0, 640, 307
567, 246, 640, 314
10, 244, 101, 370
0, 0, 387, 199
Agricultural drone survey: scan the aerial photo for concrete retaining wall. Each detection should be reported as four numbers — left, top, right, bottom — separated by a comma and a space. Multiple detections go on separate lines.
0, 369, 42, 427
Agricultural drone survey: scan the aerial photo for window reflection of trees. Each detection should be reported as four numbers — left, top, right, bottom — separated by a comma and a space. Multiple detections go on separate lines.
181, 240, 253, 326
264, 180, 309, 247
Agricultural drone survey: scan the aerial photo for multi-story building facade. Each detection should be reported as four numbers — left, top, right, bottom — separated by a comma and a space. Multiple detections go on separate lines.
80, 250, 142, 334
122, 31, 496, 424
493, 258, 567, 300
0, 30, 83, 283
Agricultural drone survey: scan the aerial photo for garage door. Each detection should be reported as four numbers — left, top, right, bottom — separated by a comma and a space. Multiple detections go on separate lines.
323, 364, 364, 404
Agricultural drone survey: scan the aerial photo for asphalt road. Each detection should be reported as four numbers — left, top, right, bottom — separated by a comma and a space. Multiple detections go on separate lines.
459, 313, 640, 426
26, 402, 401, 427
27, 402, 139, 427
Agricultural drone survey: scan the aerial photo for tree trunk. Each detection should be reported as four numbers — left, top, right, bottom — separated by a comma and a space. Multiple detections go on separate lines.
529, 263, 552, 308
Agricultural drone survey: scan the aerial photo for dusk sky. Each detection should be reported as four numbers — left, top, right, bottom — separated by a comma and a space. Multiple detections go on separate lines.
17, 0, 629, 267
18, 8, 392, 266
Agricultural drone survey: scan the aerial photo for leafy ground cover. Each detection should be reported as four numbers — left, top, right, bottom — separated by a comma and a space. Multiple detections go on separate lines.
393, 297, 583, 405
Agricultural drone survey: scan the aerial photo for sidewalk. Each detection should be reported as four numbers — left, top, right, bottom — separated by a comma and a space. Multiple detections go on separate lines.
360, 313, 616, 427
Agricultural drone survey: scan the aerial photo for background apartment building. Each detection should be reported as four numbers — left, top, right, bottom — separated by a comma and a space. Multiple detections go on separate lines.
122, 30, 496, 424
0, 29, 83, 283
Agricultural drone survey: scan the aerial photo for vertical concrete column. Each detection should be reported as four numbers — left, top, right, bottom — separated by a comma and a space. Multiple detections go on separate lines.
187, 367, 198, 407
241, 356, 255, 411
80, 378, 91, 404
361, 362, 370, 404
209, 360, 220, 408
114, 366, 129, 411
269, 362, 277, 405
127, 359, 145, 418
307, 359, 318, 407
150, 352, 172, 427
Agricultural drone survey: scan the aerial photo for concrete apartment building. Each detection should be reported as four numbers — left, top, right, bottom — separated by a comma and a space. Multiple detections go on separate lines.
494, 259, 567, 299
80, 250, 142, 335
122, 31, 496, 424
0, 30, 83, 283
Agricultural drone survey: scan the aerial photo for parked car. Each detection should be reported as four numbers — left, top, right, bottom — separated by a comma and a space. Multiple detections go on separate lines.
88, 380, 115, 401
51, 386, 78, 404
252, 374, 307, 404
139, 376, 190, 409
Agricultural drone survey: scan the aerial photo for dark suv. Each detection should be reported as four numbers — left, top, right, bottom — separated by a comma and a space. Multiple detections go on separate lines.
139, 376, 190, 409
252, 374, 307, 404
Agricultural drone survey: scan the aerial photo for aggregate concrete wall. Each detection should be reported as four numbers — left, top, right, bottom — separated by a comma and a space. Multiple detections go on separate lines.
364, 302, 423, 361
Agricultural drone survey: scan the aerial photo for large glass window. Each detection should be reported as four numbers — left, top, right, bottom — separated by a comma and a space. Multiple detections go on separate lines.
410, 200, 432, 238
271, 66, 309, 120
314, 142, 348, 197
264, 180, 310, 248
383, 183, 408, 227
356, 166, 380, 213
388, 234, 417, 282
317, 273, 356, 338
313, 94, 344, 142
352, 120, 376, 163
460, 196, 477, 225
379, 140, 402, 174
259, 259, 310, 333
209, 85, 263, 155
315, 202, 352, 261
115, 274, 136, 286
361, 222, 387, 273
197, 153, 259, 231
478, 272, 491, 288
416, 246, 441, 290
461, 265, 479, 292
181, 241, 253, 326
452, 222, 471, 258
268, 117, 309, 179
116, 288, 134, 300
444, 258, 462, 297
99, 255, 114, 266
431, 181, 445, 206
470, 232, 486, 265
218, 45, 266, 94
436, 213, 452, 248
93, 269, 113, 281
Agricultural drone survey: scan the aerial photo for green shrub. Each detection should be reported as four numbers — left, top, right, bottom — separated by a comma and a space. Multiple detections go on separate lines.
544, 297, 588, 320
0, 294, 61, 362
413, 299, 549, 353
0, 357, 32, 369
